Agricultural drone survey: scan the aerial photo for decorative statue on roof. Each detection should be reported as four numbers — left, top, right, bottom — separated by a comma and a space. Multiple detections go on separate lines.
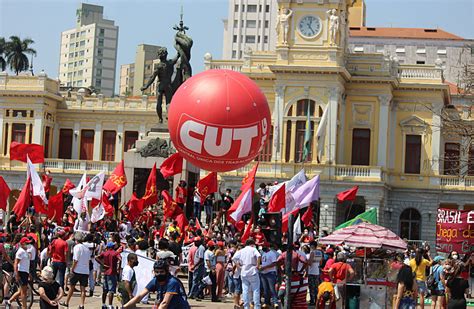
141, 8, 193, 123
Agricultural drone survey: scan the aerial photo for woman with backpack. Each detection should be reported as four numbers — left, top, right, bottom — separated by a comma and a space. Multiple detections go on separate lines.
394, 265, 418, 309
429, 256, 446, 309
409, 248, 432, 309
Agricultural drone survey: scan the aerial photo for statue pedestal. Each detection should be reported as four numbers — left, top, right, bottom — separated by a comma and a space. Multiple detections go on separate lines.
122, 129, 200, 210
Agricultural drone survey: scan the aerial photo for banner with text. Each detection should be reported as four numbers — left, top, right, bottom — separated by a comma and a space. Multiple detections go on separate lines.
436, 208, 474, 254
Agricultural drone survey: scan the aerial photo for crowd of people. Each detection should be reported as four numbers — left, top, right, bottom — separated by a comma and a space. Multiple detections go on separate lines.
0, 181, 472, 309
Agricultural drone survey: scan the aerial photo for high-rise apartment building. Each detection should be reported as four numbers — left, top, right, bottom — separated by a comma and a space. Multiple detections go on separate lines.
119, 44, 162, 96
222, 0, 278, 59
58, 3, 119, 97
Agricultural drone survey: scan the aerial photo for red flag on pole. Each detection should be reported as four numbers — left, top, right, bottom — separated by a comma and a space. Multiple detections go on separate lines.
160, 153, 183, 178
240, 162, 258, 192
9, 142, 44, 163
196, 172, 218, 200
301, 205, 313, 227
0, 176, 11, 211
282, 208, 300, 233
174, 213, 188, 240
127, 193, 144, 223
103, 160, 127, 195
241, 218, 253, 244
336, 186, 359, 202
33, 196, 48, 214
47, 191, 64, 222
13, 177, 32, 218
267, 184, 286, 212
162, 190, 183, 218
90, 193, 114, 216
142, 163, 158, 207
62, 179, 76, 194
42, 173, 53, 193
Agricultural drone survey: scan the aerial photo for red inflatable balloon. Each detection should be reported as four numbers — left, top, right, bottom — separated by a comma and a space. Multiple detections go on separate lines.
168, 69, 271, 172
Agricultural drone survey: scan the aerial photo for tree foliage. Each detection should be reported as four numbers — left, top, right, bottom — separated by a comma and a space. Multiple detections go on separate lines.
4, 36, 36, 75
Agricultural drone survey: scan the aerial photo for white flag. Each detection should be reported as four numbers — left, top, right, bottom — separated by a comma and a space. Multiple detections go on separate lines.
84, 171, 105, 200
26, 156, 48, 205
286, 169, 307, 193
291, 175, 320, 208
91, 203, 105, 223
230, 188, 253, 223
316, 104, 329, 163
293, 214, 301, 242
70, 173, 87, 215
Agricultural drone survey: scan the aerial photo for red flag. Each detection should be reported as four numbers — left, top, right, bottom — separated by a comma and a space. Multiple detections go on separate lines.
9, 142, 44, 163
162, 190, 183, 218
142, 163, 158, 206
197, 172, 218, 200
0, 176, 11, 211
127, 193, 144, 223
103, 160, 127, 195
47, 192, 64, 222
282, 208, 300, 233
13, 177, 31, 218
195, 218, 202, 230
268, 184, 286, 212
42, 173, 53, 193
227, 188, 252, 223
33, 196, 48, 214
240, 162, 258, 192
336, 186, 359, 202
174, 213, 188, 238
241, 218, 253, 244
91, 193, 114, 216
235, 220, 245, 232
301, 206, 313, 227
62, 179, 76, 194
160, 153, 183, 178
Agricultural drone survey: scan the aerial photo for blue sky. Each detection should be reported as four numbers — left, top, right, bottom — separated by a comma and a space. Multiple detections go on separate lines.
0, 0, 472, 94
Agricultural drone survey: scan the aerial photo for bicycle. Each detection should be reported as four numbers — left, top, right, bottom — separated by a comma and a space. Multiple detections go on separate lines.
2, 270, 34, 309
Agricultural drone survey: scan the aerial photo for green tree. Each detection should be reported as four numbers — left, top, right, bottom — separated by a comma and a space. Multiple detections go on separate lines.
5, 36, 36, 75
0, 37, 6, 71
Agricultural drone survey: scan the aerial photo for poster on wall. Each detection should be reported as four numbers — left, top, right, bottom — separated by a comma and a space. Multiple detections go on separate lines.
436, 208, 474, 255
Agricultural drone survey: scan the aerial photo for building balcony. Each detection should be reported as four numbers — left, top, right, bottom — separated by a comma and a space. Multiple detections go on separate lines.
398, 65, 443, 84
0, 156, 118, 175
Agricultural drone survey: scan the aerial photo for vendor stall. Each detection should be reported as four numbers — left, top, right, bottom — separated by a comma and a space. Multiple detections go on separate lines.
320, 222, 407, 309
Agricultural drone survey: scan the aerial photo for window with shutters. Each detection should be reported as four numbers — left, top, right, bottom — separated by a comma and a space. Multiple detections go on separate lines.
124, 131, 139, 152
101, 130, 116, 161
444, 142, 460, 175
351, 129, 371, 165
12, 123, 26, 143
404, 135, 421, 174
44, 127, 51, 158
58, 129, 73, 159
80, 130, 94, 160
256, 126, 273, 162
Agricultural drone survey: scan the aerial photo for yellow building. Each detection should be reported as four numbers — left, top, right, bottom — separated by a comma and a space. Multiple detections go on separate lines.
206, 0, 474, 244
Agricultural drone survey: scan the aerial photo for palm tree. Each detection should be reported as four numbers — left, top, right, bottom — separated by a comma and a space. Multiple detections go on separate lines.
5, 36, 36, 75
0, 37, 6, 71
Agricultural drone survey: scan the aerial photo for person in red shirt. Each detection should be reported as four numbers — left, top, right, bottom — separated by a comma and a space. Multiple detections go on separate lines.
96, 242, 122, 308
321, 248, 335, 282
187, 237, 199, 293
250, 227, 267, 246
175, 181, 187, 209
48, 230, 68, 289
329, 252, 355, 306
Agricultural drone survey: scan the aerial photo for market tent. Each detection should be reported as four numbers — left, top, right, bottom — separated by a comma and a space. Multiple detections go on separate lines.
319, 222, 407, 251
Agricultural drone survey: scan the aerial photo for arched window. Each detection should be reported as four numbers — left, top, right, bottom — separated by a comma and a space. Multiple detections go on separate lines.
399, 208, 421, 240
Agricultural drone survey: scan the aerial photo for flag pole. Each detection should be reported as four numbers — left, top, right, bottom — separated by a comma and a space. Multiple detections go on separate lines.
284, 213, 294, 309
345, 199, 354, 222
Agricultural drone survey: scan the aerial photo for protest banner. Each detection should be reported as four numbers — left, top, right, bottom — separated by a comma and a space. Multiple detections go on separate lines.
436, 208, 474, 254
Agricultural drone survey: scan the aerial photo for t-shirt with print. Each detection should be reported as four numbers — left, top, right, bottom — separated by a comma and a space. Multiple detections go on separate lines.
145, 275, 190, 309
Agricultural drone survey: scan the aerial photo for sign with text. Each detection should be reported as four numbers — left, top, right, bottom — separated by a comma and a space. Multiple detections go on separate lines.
436, 208, 474, 254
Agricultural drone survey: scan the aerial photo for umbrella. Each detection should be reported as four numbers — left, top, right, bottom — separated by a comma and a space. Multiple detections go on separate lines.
319, 222, 407, 251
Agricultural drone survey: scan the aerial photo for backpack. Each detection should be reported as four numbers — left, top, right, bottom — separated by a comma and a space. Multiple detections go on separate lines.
427, 265, 439, 291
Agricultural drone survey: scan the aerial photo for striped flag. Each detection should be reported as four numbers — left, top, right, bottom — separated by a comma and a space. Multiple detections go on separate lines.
316, 104, 329, 163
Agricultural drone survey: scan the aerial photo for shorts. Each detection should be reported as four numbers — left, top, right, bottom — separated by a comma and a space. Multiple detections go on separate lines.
417, 280, 427, 295
232, 277, 242, 295
103, 275, 117, 293
431, 289, 445, 297
18, 271, 29, 286
70, 272, 89, 287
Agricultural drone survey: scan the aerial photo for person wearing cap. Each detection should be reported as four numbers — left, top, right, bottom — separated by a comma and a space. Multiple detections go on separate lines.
38, 266, 63, 309
124, 260, 190, 309
202, 240, 219, 302
7, 236, 32, 309
48, 229, 69, 290
96, 241, 121, 309
233, 238, 262, 309
259, 241, 278, 308
431, 256, 446, 309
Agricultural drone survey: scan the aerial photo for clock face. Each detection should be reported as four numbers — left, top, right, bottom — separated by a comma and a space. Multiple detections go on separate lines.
298, 15, 322, 38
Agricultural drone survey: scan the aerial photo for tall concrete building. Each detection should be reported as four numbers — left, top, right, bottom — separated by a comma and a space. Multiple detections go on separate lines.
58, 3, 119, 97
119, 44, 162, 96
222, 0, 279, 59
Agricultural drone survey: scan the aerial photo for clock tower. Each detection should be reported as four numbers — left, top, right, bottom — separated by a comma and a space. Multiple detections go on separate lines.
275, 0, 351, 67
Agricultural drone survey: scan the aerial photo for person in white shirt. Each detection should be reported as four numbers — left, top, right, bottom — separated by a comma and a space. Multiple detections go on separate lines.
203, 240, 218, 302
193, 187, 201, 222
259, 242, 278, 307
8, 237, 32, 308
74, 212, 90, 233
120, 253, 138, 305
232, 239, 262, 309
307, 241, 323, 305
62, 232, 90, 309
